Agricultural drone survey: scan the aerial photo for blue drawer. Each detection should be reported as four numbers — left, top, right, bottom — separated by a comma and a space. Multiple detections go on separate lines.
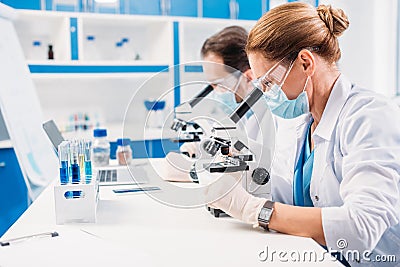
0, 148, 28, 237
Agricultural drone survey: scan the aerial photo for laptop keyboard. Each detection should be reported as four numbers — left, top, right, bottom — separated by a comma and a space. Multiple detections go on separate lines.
99, 169, 117, 182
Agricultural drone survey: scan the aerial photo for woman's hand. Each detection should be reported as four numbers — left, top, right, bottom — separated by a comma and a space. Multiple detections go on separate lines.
202, 172, 266, 225
201, 171, 326, 245
180, 142, 198, 158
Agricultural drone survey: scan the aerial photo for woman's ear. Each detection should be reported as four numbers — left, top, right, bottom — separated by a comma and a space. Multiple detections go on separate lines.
298, 49, 316, 77
243, 68, 255, 81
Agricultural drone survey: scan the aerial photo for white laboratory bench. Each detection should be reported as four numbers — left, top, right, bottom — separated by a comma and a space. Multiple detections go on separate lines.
0, 139, 12, 149
1, 159, 342, 267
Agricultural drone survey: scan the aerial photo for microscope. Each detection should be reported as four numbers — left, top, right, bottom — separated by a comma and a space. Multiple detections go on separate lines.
198, 87, 276, 217
170, 85, 214, 144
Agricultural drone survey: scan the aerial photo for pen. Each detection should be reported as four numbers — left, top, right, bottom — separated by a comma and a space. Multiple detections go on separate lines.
0, 231, 59, 247
113, 186, 161, 194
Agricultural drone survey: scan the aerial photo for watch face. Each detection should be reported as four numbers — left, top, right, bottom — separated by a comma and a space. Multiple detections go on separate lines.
259, 207, 273, 221
259, 208, 267, 219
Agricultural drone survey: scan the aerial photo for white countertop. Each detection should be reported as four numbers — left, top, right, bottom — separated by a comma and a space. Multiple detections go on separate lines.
0, 139, 12, 149
1, 159, 342, 267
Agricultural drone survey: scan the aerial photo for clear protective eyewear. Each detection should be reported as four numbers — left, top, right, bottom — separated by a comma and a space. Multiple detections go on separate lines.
251, 57, 295, 92
209, 70, 242, 93
252, 47, 319, 92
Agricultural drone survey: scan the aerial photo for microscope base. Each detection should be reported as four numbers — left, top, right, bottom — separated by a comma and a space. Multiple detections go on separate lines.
207, 207, 229, 218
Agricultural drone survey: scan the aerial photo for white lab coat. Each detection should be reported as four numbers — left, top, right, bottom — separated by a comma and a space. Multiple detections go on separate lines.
247, 105, 299, 204
267, 75, 400, 266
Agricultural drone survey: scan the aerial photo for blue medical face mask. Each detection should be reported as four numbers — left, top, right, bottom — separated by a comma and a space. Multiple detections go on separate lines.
211, 71, 242, 115
213, 89, 239, 114
264, 79, 310, 119
253, 57, 310, 119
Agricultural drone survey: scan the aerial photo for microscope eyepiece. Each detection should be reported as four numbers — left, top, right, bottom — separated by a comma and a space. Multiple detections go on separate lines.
202, 139, 220, 156
221, 146, 230, 155
171, 118, 185, 131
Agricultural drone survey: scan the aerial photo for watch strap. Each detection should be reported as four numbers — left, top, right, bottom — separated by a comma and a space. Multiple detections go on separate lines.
258, 200, 275, 230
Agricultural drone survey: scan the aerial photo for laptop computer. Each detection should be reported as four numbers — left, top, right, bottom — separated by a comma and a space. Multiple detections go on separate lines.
42, 120, 148, 186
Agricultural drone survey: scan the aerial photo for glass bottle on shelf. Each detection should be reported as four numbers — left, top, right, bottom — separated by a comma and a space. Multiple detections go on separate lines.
121, 37, 129, 61
115, 41, 123, 61
30, 40, 44, 61
48, 44, 54, 60
85, 35, 98, 60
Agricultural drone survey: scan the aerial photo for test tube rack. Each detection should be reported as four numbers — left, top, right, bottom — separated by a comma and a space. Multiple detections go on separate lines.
54, 174, 99, 224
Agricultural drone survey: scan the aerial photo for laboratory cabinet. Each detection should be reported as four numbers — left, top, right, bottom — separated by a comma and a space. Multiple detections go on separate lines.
110, 139, 181, 159
0, 0, 41, 10
13, 10, 255, 144
0, 147, 28, 237
170, 0, 197, 17
0, 0, 321, 18
236, 0, 263, 20
0, 0, 264, 19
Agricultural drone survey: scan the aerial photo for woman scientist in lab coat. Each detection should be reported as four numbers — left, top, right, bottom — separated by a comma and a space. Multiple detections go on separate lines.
205, 3, 400, 266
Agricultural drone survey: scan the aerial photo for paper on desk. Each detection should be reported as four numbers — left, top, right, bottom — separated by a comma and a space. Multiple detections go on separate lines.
0, 229, 156, 267
149, 152, 194, 182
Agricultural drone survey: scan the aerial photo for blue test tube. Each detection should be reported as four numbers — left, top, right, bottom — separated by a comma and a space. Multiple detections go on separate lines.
84, 140, 92, 183
70, 140, 80, 184
58, 141, 69, 185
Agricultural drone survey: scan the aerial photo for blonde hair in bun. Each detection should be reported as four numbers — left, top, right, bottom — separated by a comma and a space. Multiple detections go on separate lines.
317, 4, 349, 38
247, 2, 350, 63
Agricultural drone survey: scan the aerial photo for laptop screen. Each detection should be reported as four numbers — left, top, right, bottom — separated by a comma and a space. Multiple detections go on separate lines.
42, 120, 65, 151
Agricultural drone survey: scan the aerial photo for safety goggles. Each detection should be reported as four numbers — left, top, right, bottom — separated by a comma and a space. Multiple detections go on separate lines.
208, 70, 242, 93
251, 57, 295, 92
252, 47, 319, 92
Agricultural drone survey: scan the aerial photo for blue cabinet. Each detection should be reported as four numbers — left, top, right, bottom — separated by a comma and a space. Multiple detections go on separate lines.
0, 0, 41, 10
203, 0, 231, 19
237, 0, 262, 20
170, 0, 197, 17
0, 147, 28, 237
128, 0, 161, 15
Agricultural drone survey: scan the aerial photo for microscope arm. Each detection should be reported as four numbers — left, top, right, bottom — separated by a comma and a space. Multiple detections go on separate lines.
188, 85, 214, 108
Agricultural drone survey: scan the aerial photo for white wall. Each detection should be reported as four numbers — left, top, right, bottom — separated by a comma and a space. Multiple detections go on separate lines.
320, 0, 398, 96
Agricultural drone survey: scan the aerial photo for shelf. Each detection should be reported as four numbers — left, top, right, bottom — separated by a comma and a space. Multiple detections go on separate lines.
79, 14, 173, 62
15, 9, 256, 131
27, 61, 170, 74
14, 11, 71, 61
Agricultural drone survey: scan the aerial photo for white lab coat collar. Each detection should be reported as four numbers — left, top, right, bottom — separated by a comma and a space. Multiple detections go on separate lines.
313, 74, 353, 142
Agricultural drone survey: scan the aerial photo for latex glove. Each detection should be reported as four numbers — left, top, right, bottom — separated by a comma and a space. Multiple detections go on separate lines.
203, 172, 267, 226
151, 152, 194, 182
180, 142, 199, 158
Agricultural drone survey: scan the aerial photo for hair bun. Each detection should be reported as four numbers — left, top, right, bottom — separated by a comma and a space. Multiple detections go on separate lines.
317, 4, 349, 37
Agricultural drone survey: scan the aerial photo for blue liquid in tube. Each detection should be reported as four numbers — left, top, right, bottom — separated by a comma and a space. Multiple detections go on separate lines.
58, 141, 70, 185
84, 140, 92, 184
71, 141, 81, 197
59, 161, 69, 184
85, 161, 92, 183
71, 163, 81, 198
71, 163, 80, 183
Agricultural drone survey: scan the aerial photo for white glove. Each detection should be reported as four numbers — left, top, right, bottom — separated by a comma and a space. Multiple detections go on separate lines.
151, 152, 194, 182
203, 172, 267, 226
180, 142, 199, 158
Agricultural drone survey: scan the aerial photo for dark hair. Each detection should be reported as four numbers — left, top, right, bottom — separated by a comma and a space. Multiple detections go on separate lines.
201, 26, 250, 73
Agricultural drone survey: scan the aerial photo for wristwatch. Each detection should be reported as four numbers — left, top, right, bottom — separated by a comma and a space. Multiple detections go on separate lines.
258, 200, 275, 230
